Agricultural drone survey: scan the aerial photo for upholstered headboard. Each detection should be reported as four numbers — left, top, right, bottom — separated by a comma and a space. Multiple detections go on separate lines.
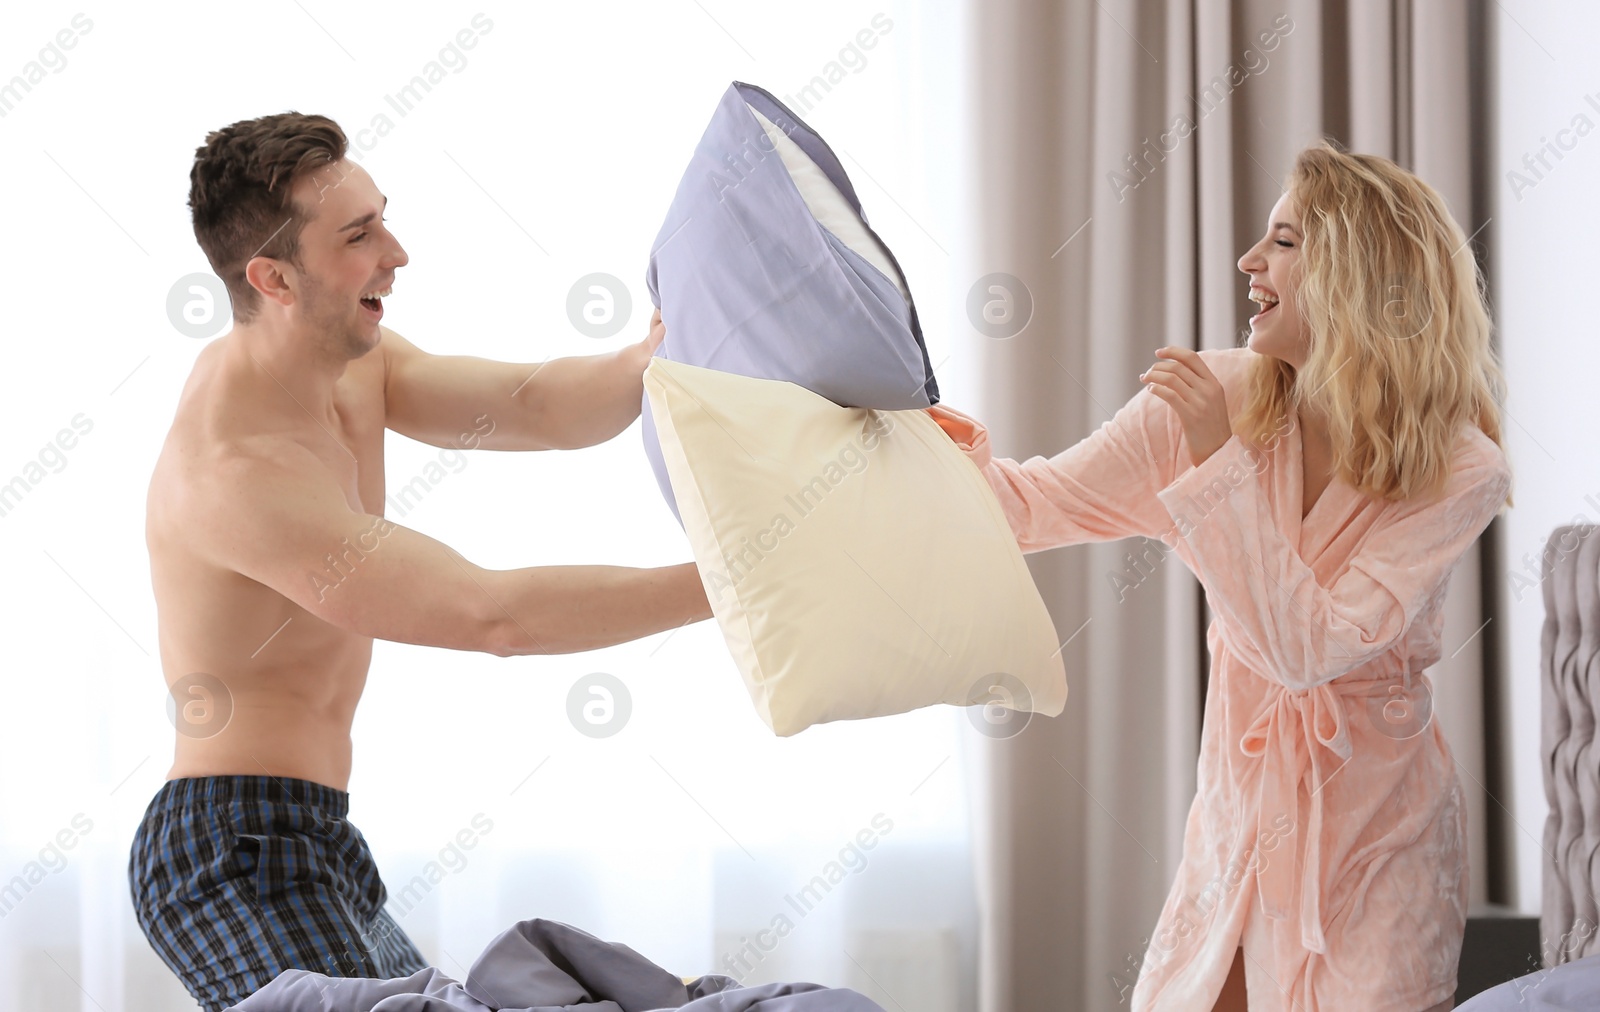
1438, 527, 1600, 1007
1541, 524, 1600, 964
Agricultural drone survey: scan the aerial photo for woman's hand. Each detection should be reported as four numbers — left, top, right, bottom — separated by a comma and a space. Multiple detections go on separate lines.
1138, 347, 1233, 467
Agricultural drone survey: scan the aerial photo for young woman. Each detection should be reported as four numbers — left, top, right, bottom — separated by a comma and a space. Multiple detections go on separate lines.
930, 141, 1515, 1011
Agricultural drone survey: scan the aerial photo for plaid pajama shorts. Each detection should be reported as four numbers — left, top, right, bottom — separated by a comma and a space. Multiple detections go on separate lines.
128, 775, 429, 1011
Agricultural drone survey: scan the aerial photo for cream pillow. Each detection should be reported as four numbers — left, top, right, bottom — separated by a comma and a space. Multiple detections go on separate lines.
643, 357, 1067, 736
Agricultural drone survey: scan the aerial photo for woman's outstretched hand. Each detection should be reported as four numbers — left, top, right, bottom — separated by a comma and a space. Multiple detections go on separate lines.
1139, 347, 1234, 467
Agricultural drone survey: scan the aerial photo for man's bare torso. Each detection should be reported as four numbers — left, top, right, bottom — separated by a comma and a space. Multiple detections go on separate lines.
149, 335, 390, 791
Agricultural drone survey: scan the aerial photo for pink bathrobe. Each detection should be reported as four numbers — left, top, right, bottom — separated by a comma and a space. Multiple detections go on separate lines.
929, 347, 1513, 1011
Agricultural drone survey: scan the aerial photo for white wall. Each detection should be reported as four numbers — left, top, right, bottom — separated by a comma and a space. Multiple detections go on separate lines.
1492, 0, 1600, 913
0, 2, 978, 1008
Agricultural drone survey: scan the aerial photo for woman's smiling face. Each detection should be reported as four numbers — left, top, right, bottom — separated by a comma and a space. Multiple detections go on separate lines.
1237, 192, 1306, 368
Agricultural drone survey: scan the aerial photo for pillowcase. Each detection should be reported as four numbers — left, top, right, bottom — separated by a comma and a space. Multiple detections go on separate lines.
641, 80, 939, 525
643, 356, 1066, 736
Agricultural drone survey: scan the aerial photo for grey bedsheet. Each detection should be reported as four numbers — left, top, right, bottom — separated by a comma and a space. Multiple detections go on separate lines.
227, 918, 885, 1011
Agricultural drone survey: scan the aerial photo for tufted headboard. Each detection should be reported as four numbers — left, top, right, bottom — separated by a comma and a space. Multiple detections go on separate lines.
1541, 524, 1600, 964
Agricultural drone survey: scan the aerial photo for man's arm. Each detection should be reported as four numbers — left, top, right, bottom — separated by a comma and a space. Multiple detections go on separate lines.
380, 312, 664, 452
193, 443, 710, 656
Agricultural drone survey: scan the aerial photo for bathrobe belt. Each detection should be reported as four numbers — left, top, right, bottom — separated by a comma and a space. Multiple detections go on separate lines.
1238, 654, 1420, 954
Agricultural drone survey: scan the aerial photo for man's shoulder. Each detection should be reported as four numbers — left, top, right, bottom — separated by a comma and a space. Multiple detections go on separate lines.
153, 419, 317, 536
169, 337, 354, 481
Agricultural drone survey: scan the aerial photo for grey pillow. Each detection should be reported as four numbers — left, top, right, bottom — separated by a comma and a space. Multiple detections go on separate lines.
642, 80, 939, 524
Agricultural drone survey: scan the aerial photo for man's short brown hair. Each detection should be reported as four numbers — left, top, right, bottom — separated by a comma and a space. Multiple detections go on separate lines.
188, 112, 348, 324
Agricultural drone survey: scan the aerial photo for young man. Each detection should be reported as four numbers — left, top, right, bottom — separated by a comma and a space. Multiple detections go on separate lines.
129, 112, 711, 1012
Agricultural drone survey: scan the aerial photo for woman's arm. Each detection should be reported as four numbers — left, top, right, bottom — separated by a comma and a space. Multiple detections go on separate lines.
1154, 433, 1511, 692
929, 384, 1183, 553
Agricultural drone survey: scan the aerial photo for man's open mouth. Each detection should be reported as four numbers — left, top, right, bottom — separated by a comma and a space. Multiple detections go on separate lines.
359, 285, 391, 318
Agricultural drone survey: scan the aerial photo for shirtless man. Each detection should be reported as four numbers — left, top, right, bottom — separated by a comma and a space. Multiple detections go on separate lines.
128, 112, 711, 1012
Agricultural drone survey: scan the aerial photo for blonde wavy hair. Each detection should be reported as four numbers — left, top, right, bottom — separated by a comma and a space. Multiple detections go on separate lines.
1233, 140, 1514, 510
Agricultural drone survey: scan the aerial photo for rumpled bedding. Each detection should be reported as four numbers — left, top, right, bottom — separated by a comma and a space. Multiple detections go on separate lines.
227, 918, 884, 1011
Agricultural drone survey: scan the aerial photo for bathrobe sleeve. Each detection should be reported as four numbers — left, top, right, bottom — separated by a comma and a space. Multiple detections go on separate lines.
927, 384, 1181, 552
1153, 431, 1513, 691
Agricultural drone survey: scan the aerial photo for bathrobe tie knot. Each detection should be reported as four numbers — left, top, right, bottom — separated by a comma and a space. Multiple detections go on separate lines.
1238, 660, 1413, 953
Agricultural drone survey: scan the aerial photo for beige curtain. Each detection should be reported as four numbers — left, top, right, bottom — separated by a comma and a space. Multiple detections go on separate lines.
958, 1, 1500, 1008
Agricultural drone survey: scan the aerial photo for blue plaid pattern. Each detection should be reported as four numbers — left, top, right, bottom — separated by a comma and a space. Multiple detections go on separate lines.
128, 776, 429, 1011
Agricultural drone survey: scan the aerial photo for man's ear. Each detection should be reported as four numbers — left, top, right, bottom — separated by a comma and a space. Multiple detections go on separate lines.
244, 256, 295, 311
